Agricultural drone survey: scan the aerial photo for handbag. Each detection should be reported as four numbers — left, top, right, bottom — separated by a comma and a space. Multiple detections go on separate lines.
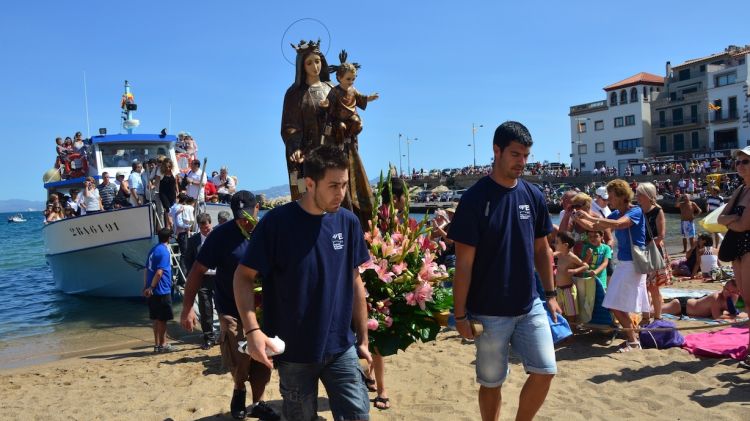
639, 319, 684, 349
718, 186, 745, 262
644, 211, 667, 272
628, 224, 651, 274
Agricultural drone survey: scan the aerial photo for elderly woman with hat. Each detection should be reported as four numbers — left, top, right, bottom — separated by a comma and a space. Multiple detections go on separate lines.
717, 146, 750, 369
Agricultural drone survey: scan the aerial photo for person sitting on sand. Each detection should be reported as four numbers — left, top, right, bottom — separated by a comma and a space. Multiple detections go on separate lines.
661, 279, 745, 320
554, 231, 589, 323
696, 233, 720, 279
671, 241, 701, 278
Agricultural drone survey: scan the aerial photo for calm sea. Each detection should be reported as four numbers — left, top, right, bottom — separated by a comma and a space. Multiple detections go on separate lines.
0, 209, 690, 368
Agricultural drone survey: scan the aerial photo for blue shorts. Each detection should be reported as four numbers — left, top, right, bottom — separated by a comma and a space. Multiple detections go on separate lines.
680, 221, 696, 238
275, 346, 370, 421
472, 298, 557, 387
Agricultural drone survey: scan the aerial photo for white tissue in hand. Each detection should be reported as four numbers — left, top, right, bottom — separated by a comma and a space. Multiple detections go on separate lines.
266, 336, 285, 356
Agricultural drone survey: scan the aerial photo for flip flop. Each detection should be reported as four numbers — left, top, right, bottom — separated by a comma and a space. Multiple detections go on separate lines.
364, 377, 377, 392
739, 356, 750, 370
372, 396, 390, 410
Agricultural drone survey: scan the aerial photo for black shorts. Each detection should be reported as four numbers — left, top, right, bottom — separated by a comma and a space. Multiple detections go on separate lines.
148, 294, 174, 321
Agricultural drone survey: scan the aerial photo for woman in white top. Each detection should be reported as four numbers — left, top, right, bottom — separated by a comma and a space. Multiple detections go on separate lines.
82, 176, 103, 213
697, 233, 719, 278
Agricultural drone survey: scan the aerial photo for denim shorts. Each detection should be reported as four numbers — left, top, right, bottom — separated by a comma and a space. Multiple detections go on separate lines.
275, 346, 370, 421
472, 298, 557, 387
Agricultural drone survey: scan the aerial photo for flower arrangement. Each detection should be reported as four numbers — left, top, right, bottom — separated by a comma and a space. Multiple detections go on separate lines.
359, 175, 453, 356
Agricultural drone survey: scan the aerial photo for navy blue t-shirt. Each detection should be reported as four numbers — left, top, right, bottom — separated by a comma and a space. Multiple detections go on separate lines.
448, 177, 552, 316
195, 220, 248, 318
241, 202, 370, 363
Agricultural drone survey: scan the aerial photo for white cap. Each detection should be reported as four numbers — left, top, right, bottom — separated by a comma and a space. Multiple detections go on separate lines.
595, 186, 609, 200
732, 146, 750, 158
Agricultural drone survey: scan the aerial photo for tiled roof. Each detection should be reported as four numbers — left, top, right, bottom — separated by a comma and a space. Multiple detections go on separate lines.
604, 72, 664, 91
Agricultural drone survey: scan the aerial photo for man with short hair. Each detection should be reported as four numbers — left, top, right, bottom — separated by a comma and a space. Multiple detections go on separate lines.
183, 213, 217, 350
213, 166, 236, 203
185, 159, 207, 202
449, 121, 560, 421
144, 228, 175, 353
129, 161, 145, 206
180, 191, 278, 420
234, 145, 372, 421
678, 194, 702, 253
97, 172, 117, 211
218, 210, 231, 225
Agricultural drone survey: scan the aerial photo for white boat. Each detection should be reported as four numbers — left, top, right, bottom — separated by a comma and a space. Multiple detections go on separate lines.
7, 213, 26, 223
43, 81, 230, 297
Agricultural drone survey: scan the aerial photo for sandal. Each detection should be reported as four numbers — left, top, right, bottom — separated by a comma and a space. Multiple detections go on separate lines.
364, 377, 377, 392
616, 341, 642, 353
372, 396, 390, 410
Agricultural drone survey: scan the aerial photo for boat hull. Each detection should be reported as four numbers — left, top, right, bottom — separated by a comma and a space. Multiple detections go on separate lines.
43, 205, 156, 297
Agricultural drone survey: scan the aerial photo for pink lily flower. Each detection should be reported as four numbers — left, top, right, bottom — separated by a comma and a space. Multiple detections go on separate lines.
367, 319, 379, 330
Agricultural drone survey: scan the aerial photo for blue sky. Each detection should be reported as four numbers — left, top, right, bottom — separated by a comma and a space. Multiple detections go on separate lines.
2, 1, 748, 200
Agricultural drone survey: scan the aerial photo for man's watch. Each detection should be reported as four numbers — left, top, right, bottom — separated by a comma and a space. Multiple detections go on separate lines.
544, 290, 557, 299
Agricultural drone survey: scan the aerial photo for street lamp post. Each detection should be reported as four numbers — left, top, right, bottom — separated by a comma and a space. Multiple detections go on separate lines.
398, 133, 403, 177
573, 117, 590, 172
405, 136, 418, 178
469, 123, 483, 168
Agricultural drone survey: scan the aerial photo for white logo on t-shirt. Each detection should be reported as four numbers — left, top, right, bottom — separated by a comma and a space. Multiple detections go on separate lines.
332, 233, 344, 250
519, 205, 531, 220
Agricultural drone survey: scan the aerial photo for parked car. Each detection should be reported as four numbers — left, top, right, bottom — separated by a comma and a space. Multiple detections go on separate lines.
452, 189, 467, 201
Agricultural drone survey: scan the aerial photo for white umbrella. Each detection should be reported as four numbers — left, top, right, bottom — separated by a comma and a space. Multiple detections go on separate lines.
432, 185, 450, 193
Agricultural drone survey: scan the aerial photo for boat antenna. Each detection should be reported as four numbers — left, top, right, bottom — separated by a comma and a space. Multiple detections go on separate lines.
83, 71, 91, 138
168, 103, 172, 133
121, 80, 140, 134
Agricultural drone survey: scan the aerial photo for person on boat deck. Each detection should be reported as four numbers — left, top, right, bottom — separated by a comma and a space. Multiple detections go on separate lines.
204, 179, 218, 203
185, 159, 207, 202
55, 137, 69, 161
82, 176, 103, 214
97, 172, 117, 211
213, 166, 236, 204
128, 161, 145, 206
67, 189, 81, 216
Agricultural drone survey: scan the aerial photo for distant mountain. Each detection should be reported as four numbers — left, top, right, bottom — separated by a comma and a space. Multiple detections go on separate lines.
0, 199, 45, 212
253, 175, 387, 200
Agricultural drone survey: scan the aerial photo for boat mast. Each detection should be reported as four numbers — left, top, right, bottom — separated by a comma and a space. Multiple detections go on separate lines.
121, 80, 140, 134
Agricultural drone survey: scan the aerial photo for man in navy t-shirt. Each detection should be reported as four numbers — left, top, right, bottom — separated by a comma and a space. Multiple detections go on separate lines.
235, 146, 372, 421
143, 228, 174, 353
179, 191, 279, 421
448, 121, 561, 421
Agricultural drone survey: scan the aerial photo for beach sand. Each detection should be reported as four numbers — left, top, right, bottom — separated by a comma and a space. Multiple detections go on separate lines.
1, 279, 748, 421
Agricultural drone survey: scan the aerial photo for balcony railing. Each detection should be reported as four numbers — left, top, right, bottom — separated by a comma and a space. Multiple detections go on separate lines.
656, 114, 704, 128
711, 111, 740, 123
569, 100, 608, 115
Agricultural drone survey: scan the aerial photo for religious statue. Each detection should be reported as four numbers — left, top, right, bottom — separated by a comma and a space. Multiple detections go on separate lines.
281, 42, 376, 229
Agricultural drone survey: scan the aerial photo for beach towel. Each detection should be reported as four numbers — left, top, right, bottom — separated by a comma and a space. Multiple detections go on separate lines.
543, 303, 572, 344
682, 327, 749, 360
573, 276, 596, 324
660, 288, 715, 300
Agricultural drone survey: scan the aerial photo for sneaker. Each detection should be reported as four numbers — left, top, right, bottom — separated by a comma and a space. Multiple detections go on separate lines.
153, 345, 162, 353
160, 344, 176, 353
248, 401, 280, 420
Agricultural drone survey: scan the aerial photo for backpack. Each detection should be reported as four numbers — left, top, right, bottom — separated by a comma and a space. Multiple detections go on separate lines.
639, 319, 684, 349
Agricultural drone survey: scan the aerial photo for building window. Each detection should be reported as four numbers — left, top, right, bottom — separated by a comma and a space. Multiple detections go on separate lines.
595, 142, 605, 153
610, 92, 617, 106
625, 115, 635, 126
620, 90, 627, 104
691, 131, 699, 149
595, 161, 606, 169
682, 87, 697, 95
594, 120, 604, 131
577, 121, 587, 133
672, 108, 683, 126
614, 117, 624, 128
678, 68, 691, 81
690, 104, 698, 123
630, 88, 638, 103
659, 110, 666, 128
643, 86, 648, 101
714, 99, 722, 120
715, 72, 737, 87
700, 64, 706, 72
660, 136, 667, 152
729, 96, 738, 119
578, 144, 587, 154
613, 138, 641, 154
674, 133, 685, 151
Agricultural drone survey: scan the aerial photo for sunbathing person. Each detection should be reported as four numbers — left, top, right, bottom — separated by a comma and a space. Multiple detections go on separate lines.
661, 279, 746, 320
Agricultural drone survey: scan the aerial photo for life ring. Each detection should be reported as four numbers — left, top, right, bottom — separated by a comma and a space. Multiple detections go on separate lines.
65, 153, 89, 179
176, 152, 191, 174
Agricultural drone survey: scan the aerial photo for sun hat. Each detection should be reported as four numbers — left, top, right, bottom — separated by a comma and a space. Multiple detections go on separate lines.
595, 186, 609, 200
732, 146, 750, 158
